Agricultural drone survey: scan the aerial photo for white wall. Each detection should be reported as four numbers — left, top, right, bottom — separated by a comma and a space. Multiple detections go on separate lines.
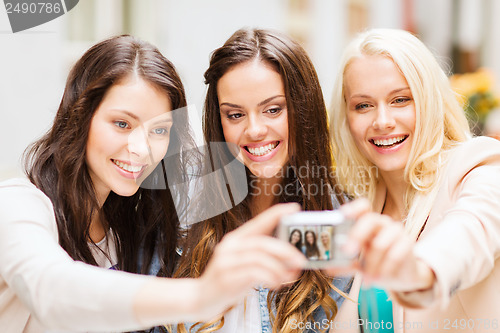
155, 0, 288, 121
483, 0, 500, 86
0, 11, 65, 181
310, 0, 347, 105
415, 0, 453, 61
368, 0, 403, 29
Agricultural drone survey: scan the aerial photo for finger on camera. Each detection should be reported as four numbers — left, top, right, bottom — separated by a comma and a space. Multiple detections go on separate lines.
348, 212, 393, 251
362, 223, 402, 277
340, 198, 371, 220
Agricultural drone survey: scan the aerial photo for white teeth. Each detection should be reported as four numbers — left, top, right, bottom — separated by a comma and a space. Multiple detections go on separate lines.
247, 142, 279, 156
113, 160, 143, 173
373, 136, 406, 147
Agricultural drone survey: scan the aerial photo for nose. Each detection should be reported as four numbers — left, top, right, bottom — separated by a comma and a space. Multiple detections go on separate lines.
372, 105, 396, 130
244, 114, 268, 140
127, 126, 153, 162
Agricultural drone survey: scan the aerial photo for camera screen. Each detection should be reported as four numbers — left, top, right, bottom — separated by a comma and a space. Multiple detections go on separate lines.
286, 224, 348, 261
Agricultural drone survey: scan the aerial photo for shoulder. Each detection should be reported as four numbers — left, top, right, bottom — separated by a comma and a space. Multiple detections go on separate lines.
0, 178, 56, 227
448, 136, 500, 165
443, 137, 500, 181
332, 275, 354, 295
0, 177, 51, 203
0, 177, 39, 191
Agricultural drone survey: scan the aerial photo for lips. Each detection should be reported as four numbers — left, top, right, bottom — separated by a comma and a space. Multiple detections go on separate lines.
370, 135, 408, 148
111, 159, 146, 173
244, 141, 280, 156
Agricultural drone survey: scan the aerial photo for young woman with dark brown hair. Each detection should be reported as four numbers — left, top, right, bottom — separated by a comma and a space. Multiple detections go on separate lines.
0, 35, 304, 332
173, 28, 351, 333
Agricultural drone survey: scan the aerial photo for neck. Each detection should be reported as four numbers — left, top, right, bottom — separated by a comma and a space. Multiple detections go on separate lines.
380, 170, 407, 221
89, 213, 107, 243
90, 188, 109, 243
249, 176, 281, 216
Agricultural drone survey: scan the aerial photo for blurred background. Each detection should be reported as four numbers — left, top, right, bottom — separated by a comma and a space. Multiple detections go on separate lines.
1, 0, 500, 181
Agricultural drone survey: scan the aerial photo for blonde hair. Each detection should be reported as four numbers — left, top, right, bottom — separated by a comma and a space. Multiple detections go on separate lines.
330, 28, 471, 237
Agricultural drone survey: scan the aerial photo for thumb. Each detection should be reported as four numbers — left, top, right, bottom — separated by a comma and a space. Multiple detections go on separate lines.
340, 198, 371, 220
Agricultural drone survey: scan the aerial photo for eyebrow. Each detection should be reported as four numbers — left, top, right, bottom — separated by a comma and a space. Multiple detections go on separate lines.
111, 109, 173, 124
349, 87, 410, 99
150, 118, 173, 126
220, 95, 285, 109
110, 109, 140, 120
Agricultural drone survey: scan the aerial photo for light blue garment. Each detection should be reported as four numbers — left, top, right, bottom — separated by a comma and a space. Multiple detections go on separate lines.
358, 286, 394, 333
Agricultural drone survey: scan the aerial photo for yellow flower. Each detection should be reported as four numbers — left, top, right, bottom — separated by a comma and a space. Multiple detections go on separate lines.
450, 68, 500, 134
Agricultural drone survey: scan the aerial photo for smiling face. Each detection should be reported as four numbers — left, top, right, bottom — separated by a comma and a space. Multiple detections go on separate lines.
217, 60, 289, 179
86, 76, 173, 204
305, 231, 315, 245
344, 54, 416, 179
290, 230, 301, 245
320, 232, 330, 247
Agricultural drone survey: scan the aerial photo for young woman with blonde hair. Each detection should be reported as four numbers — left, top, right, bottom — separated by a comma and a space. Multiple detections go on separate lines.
329, 28, 500, 333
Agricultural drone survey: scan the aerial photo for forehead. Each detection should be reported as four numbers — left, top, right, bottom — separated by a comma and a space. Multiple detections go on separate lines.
217, 60, 284, 102
344, 55, 409, 96
96, 76, 173, 122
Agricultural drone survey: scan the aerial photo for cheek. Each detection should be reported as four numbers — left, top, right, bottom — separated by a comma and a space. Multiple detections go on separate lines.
281, 115, 289, 141
149, 139, 170, 163
406, 109, 417, 132
220, 121, 240, 144
86, 123, 106, 160
347, 114, 369, 144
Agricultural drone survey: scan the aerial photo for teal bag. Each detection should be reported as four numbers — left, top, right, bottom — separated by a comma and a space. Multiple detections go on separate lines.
358, 286, 394, 333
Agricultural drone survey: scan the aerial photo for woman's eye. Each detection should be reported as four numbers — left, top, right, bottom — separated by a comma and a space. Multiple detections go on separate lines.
152, 128, 169, 136
114, 121, 129, 129
393, 97, 411, 104
266, 107, 282, 115
227, 113, 243, 120
355, 103, 371, 111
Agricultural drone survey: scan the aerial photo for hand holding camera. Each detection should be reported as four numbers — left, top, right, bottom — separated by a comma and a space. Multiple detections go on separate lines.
278, 210, 357, 269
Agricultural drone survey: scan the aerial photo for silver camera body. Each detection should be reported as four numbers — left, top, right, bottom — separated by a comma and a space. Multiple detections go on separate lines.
279, 210, 354, 269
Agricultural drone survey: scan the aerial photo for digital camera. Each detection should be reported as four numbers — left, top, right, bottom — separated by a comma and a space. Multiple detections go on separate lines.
279, 210, 355, 269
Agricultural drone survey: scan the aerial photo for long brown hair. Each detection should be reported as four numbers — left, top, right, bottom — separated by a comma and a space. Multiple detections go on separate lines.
175, 28, 345, 333
24, 35, 193, 276
304, 230, 321, 259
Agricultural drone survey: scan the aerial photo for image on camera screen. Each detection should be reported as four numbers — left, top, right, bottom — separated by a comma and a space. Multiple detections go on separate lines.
287, 224, 348, 261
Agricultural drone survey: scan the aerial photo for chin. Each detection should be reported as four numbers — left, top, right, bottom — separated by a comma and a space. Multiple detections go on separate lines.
113, 185, 140, 197
252, 166, 284, 179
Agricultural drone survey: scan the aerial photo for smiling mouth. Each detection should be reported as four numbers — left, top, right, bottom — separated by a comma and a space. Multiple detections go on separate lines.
244, 141, 280, 156
370, 135, 408, 148
112, 159, 146, 173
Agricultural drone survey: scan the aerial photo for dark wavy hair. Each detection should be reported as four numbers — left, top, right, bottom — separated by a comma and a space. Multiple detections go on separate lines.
174, 28, 346, 333
23, 35, 194, 277
304, 230, 321, 259
289, 229, 303, 251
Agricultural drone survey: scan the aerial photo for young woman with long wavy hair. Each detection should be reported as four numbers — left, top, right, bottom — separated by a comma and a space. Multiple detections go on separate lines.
0, 35, 304, 332
173, 28, 352, 333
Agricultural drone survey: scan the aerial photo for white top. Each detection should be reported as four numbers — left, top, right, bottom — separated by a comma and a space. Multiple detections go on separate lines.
90, 233, 118, 269
217, 288, 261, 333
0, 178, 152, 332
